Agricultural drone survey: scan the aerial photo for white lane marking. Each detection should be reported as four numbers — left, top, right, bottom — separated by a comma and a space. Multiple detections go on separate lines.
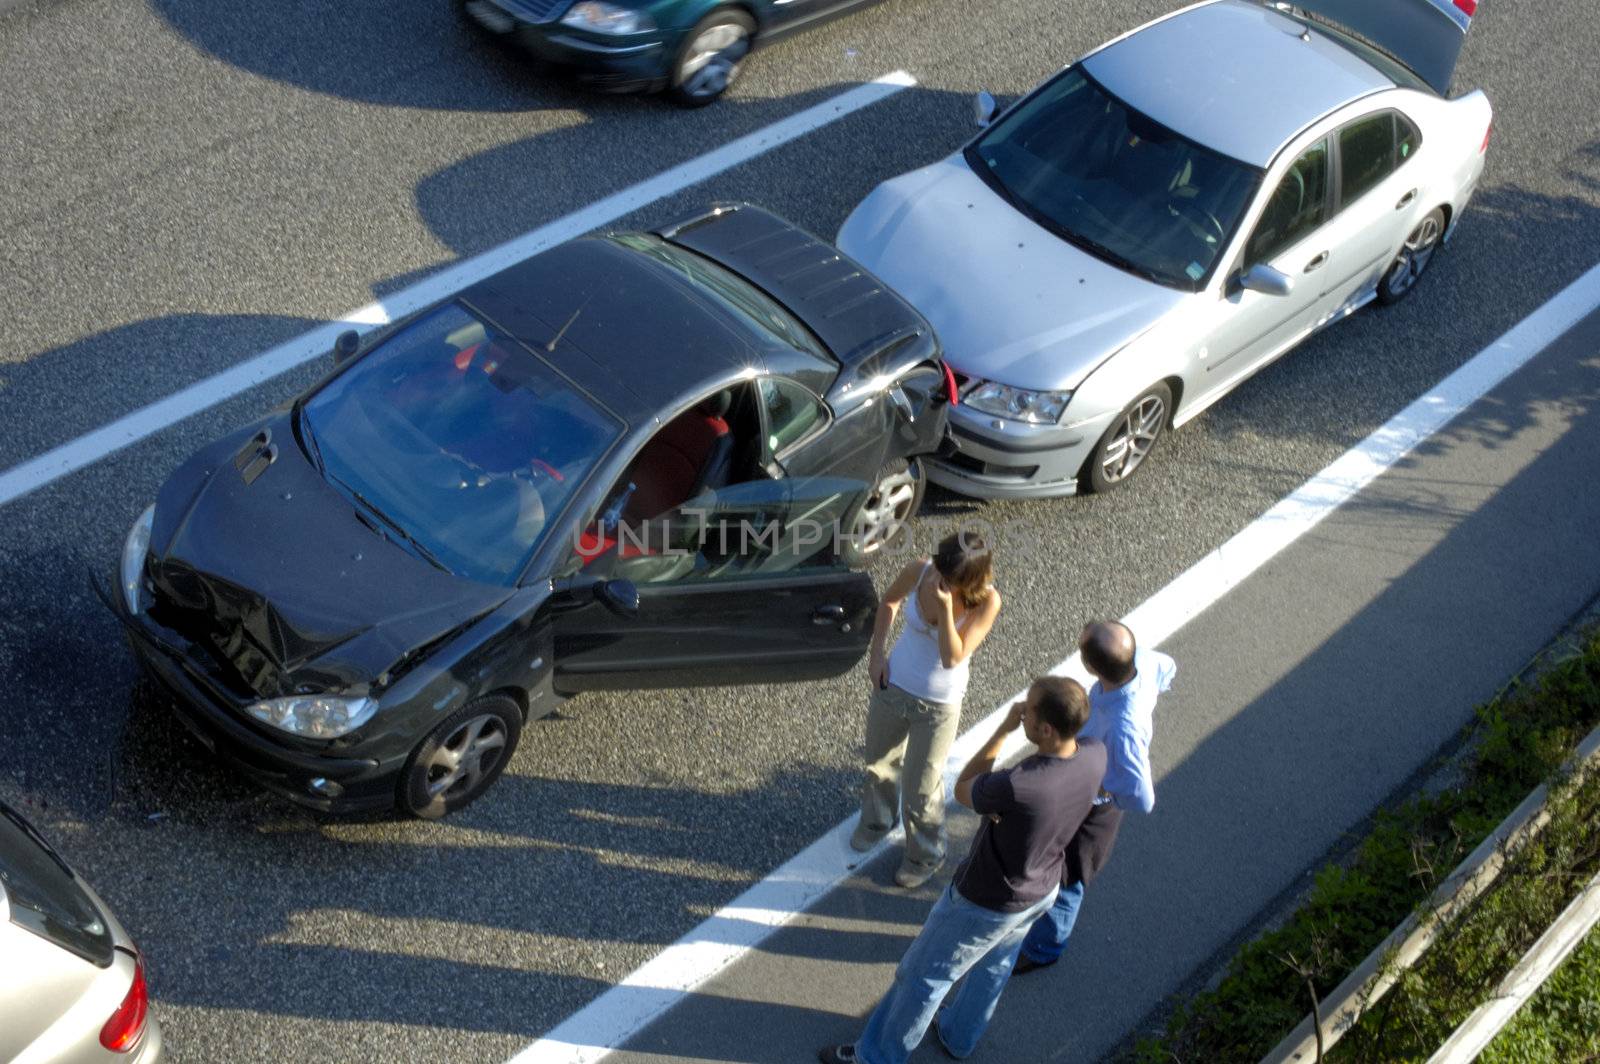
0, 71, 918, 510
509, 259, 1600, 1064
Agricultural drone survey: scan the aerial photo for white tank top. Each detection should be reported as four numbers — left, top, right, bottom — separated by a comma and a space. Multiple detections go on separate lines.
888, 562, 976, 705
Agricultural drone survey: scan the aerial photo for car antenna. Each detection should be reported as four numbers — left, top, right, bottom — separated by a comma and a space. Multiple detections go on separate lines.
546, 302, 588, 352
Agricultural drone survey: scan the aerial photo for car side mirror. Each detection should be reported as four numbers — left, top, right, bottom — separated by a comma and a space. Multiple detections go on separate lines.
1238, 264, 1294, 297
974, 90, 997, 129
332, 329, 361, 366
596, 579, 639, 619
551, 574, 640, 619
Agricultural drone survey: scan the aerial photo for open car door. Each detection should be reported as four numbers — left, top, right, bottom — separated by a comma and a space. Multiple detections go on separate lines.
551, 475, 876, 692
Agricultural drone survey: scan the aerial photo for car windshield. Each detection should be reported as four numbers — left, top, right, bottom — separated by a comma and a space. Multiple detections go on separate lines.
301, 304, 622, 585
966, 66, 1262, 290
0, 803, 113, 968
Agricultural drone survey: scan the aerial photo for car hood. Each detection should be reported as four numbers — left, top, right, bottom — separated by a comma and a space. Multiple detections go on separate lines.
837, 155, 1186, 391
147, 414, 512, 696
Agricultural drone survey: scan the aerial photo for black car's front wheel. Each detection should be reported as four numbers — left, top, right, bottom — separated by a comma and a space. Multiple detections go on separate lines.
399, 696, 522, 819
1081, 383, 1172, 494
665, 9, 755, 107
1377, 207, 1446, 305
843, 456, 925, 567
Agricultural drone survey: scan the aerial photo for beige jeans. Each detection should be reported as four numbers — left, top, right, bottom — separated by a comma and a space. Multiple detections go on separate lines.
853, 683, 962, 872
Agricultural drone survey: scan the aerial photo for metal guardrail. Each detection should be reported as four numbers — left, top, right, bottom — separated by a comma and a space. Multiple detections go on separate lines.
1425, 864, 1600, 1062
1261, 723, 1600, 1064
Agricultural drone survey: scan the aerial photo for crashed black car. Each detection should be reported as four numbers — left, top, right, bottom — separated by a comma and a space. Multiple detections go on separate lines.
105, 205, 950, 818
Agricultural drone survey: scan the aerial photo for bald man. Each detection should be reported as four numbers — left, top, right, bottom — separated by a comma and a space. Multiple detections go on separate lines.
1014, 620, 1176, 973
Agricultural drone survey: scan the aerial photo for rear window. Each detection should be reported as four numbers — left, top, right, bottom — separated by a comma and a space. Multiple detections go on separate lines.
0, 804, 113, 967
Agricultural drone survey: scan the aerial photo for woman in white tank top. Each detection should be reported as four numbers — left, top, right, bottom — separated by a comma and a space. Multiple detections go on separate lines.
851, 531, 1002, 889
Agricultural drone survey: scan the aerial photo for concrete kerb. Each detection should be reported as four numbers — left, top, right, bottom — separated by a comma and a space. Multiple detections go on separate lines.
1261, 720, 1600, 1064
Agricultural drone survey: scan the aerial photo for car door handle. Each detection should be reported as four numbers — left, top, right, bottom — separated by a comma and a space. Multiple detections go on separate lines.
812, 604, 847, 626
1303, 251, 1329, 273
1396, 189, 1418, 210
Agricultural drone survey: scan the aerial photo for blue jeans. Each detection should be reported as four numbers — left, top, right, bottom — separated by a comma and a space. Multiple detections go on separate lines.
1019, 879, 1085, 964
854, 883, 1057, 1064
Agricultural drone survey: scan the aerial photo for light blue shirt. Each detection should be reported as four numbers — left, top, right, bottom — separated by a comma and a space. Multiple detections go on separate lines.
1077, 649, 1176, 814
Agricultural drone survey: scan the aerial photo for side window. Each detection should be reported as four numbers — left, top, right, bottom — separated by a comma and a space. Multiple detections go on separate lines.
1339, 113, 1398, 207
1246, 139, 1330, 265
759, 378, 827, 457
1396, 113, 1422, 165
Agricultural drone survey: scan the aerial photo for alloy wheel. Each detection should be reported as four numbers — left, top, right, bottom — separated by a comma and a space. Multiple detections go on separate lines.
854, 463, 920, 557
1383, 213, 1443, 299
678, 24, 749, 99
1100, 394, 1166, 484
422, 712, 508, 801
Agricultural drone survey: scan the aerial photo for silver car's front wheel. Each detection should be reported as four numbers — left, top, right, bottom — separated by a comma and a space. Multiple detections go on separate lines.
1378, 207, 1446, 305
666, 10, 754, 107
1082, 383, 1172, 494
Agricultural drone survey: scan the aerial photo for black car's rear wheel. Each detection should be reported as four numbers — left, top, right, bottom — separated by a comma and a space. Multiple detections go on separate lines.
1081, 383, 1171, 494
665, 9, 754, 107
843, 457, 924, 566
399, 696, 522, 819
1377, 207, 1446, 305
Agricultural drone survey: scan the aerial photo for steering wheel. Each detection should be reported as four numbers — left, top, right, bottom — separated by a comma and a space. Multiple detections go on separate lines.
1168, 200, 1227, 248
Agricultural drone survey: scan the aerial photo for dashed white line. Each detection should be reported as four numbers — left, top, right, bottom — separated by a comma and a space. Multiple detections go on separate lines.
508, 257, 1600, 1063
0, 71, 917, 510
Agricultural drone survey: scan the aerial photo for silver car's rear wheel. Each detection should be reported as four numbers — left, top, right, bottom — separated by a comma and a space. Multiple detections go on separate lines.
399, 696, 521, 819
666, 10, 754, 107
1082, 383, 1172, 494
1378, 207, 1445, 305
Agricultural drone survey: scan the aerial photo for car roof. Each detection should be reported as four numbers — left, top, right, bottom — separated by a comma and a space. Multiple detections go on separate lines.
1083, 0, 1396, 168
461, 237, 765, 425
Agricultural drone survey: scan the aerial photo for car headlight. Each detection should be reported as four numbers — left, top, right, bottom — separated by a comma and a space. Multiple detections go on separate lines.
246, 695, 377, 739
963, 382, 1072, 424
121, 504, 156, 614
559, 1, 656, 34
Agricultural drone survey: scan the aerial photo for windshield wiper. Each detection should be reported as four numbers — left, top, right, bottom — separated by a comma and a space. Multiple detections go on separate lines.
333, 476, 451, 574
1062, 231, 1174, 287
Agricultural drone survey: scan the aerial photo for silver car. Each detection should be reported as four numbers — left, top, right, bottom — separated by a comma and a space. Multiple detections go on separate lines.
839, 0, 1491, 497
1, 802, 162, 1063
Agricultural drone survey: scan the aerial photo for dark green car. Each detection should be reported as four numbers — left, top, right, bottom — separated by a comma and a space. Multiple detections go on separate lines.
458, 0, 882, 105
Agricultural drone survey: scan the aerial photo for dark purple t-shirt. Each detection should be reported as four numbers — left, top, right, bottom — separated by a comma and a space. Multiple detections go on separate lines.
952, 740, 1107, 913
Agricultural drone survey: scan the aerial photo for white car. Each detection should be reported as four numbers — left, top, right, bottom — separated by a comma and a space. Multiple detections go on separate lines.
839, 0, 1491, 497
1, 801, 161, 1063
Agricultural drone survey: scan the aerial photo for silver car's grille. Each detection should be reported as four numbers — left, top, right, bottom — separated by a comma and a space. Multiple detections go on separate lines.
493, 0, 569, 24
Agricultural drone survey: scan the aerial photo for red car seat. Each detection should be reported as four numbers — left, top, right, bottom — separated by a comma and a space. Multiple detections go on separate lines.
624, 390, 736, 522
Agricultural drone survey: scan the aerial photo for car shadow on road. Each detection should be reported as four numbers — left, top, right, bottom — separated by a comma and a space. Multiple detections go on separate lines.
147, 0, 619, 114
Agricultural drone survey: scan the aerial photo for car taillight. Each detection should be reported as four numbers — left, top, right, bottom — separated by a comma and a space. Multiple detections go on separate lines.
1454, 0, 1477, 16
1481, 122, 1492, 153
940, 361, 960, 406
99, 954, 149, 1052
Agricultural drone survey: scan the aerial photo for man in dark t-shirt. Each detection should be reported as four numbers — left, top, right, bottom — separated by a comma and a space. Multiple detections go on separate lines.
820, 676, 1106, 1064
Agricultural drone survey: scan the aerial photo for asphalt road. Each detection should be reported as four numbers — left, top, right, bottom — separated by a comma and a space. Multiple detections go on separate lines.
1, 0, 1598, 1061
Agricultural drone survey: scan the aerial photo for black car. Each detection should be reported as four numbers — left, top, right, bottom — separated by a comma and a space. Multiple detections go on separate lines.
105, 205, 950, 818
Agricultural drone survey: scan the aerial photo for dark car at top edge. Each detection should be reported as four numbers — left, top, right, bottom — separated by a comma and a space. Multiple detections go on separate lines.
103, 204, 950, 819
457, 0, 885, 106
